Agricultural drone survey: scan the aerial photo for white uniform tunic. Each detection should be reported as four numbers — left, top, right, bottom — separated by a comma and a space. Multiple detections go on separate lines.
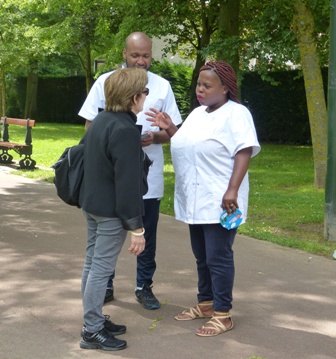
171, 100, 260, 225
79, 70, 182, 199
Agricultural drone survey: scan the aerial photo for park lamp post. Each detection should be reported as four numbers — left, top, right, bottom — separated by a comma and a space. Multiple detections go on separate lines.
325, 0, 336, 241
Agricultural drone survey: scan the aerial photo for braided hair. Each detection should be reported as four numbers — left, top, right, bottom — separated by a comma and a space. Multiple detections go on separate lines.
199, 61, 240, 104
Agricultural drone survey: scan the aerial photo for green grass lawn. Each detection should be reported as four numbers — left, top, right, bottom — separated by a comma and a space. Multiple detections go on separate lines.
3, 123, 336, 258
3, 123, 86, 181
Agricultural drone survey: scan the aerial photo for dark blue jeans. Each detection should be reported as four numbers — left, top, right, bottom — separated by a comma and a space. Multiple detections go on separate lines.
107, 198, 160, 289
189, 223, 236, 312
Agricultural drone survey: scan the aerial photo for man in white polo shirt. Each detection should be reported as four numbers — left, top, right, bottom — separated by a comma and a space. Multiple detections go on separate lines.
78, 32, 182, 310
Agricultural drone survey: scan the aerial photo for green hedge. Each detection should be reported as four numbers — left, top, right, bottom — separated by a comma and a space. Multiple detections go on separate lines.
242, 71, 310, 144
241, 68, 328, 145
13, 76, 87, 124
8, 64, 328, 144
151, 60, 193, 120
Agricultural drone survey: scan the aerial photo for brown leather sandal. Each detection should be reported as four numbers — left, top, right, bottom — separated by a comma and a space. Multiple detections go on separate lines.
174, 301, 214, 321
196, 310, 233, 337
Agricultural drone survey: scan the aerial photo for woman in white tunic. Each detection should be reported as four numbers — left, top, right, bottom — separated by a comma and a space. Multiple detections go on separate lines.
147, 61, 260, 337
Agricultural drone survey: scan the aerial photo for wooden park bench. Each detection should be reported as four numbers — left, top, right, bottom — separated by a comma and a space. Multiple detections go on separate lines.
0, 116, 36, 169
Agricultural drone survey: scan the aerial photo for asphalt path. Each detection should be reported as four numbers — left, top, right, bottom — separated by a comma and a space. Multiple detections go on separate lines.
1, 167, 335, 359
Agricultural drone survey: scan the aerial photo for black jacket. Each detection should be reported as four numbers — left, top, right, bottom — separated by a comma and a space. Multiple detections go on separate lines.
79, 110, 144, 230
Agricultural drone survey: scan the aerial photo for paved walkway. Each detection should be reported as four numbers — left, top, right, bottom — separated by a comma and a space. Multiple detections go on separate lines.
0, 167, 336, 359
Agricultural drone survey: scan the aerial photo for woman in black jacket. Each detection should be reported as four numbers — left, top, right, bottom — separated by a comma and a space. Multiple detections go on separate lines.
79, 68, 148, 351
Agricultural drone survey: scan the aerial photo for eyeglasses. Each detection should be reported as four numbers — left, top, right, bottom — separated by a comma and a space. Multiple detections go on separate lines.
142, 88, 150, 96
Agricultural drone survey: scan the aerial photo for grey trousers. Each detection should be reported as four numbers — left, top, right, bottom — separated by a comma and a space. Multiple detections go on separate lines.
81, 210, 127, 333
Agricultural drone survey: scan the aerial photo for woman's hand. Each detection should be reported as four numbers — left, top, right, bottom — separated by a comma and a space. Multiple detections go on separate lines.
145, 108, 173, 129
141, 131, 154, 147
146, 107, 178, 138
221, 189, 239, 214
128, 234, 146, 256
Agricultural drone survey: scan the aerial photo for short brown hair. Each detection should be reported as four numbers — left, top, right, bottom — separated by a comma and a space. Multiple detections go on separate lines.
104, 68, 148, 112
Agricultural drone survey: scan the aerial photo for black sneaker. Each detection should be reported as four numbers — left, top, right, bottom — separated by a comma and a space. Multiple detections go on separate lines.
79, 327, 127, 351
103, 315, 126, 335
80, 315, 126, 337
135, 284, 161, 310
104, 288, 114, 303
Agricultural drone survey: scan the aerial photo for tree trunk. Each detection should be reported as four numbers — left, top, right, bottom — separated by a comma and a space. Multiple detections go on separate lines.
0, 66, 6, 116
84, 44, 93, 94
218, 0, 240, 74
189, 0, 241, 111
292, 1, 327, 189
190, 54, 207, 111
24, 70, 38, 120
189, 31, 212, 111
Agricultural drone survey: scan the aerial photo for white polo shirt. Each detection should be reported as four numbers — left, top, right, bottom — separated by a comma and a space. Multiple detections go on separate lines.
79, 70, 182, 199
171, 100, 260, 225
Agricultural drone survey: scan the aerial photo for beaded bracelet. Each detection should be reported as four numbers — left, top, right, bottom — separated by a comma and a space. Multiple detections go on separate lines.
130, 227, 145, 236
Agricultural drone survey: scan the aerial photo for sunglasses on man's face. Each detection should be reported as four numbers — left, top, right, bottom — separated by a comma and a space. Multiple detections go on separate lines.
142, 88, 150, 96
